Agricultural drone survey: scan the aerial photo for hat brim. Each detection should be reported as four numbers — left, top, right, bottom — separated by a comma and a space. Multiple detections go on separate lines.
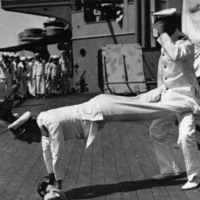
8, 111, 31, 131
153, 8, 176, 18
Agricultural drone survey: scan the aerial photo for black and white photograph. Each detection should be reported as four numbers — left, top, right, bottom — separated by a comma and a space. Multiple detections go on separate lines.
1, 0, 200, 199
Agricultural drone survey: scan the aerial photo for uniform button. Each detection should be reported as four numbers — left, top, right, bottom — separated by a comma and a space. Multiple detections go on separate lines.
165, 77, 167, 80
164, 66, 167, 69
162, 53, 165, 56
166, 87, 169, 90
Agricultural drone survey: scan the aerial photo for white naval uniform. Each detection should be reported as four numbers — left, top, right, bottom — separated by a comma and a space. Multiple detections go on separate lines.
149, 29, 200, 181
27, 60, 36, 97
34, 60, 46, 95
0, 59, 13, 91
17, 62, 28, 98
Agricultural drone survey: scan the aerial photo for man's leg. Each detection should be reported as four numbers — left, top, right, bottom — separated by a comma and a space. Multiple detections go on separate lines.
150, 116, 181, 180
93, 94, 194, 122
81, 120, 99, 148
178, 112, 200, 189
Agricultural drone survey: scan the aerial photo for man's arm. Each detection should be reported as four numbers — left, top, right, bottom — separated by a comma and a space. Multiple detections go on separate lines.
48, 121, 66, 189
157, 33, 194, 62
42, 136, 54, 174
157, 58, 164, 87
153, 21, 194, 61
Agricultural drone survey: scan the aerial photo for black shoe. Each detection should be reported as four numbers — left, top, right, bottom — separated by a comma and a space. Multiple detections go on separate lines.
152, 172, 182, 180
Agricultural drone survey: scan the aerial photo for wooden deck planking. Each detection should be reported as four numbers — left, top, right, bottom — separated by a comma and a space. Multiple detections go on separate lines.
126, 123, 156, 200
101, 124, 122, 200
2, 142, 42, 199
0, 140, 41, 200
28, 167, 49, 200
74, 142, 93, 200
0, 136, 17, 168
117, 123, 144, 200
13, 153, 45, 200
133, 123, 191, 200
135, 124, 174, 200
91, 134, 106, 200
110, 122, 138, 200
64, 140, 85, 199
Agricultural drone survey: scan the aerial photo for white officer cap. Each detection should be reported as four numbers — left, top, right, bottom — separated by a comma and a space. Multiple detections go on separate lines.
2, 52, 9, 57
27, 56, 33, 60
8, 111, 31, 130
35, 53, 41, 58
52, 55, 59, 60
153, 8, 176, 18
8, 111, 31, 138
20, 56, 26, 61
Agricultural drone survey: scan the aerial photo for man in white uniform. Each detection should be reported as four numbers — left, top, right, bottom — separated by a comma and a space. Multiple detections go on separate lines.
34, 53, 46, 99
59, 51, 71, 94
150, 8, 200, 190
17, 57, 28, 99
0, 53, 13, 91
7, 8, 200, 196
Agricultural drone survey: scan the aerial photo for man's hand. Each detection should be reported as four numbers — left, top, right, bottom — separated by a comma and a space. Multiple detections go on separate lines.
46, 184, 57, 193
37, 174, 56, 198
44, 188, 67, 200
153, 21, 165, 36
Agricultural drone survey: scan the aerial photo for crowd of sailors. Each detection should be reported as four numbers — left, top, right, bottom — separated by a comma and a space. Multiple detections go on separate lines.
0, 50, 72, 100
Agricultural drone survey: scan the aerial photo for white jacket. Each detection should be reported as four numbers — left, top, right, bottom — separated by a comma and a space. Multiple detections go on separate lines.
157, 29, 200, 113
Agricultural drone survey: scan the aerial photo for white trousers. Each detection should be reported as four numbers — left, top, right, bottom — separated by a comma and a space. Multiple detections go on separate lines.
150, 112, 200, 181
36, 75, 45, 94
